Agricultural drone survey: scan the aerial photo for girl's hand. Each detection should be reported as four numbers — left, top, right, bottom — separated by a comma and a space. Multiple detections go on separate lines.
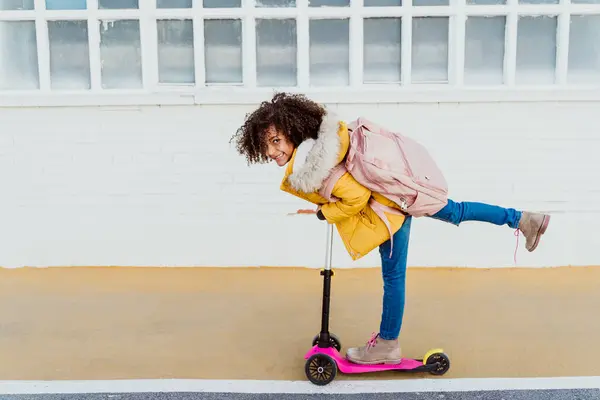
294, 208, 317, 214
291, 205, 323, 218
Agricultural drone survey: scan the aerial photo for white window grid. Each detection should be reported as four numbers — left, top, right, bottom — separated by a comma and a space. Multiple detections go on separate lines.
0, 0, 599, 106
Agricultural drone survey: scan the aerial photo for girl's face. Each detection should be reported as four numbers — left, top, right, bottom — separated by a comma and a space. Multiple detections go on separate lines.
264, 125, 295, 167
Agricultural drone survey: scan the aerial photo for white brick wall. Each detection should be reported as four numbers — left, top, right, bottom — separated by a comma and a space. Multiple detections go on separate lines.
0, 101, 598, 268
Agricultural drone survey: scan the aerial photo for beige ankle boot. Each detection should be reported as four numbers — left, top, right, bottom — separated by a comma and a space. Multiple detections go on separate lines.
346, 333, 402, 365
518, 211, 550, 252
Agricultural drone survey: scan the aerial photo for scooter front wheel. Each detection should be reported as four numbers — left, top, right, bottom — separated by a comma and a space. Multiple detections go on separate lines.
312, 333, 342, 351
305, 353, 337, 386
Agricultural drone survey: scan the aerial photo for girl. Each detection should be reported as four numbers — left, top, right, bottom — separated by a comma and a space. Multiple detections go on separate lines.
230, 92, 550, 365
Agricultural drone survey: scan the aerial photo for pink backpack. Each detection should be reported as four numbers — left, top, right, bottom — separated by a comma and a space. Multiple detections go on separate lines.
320, 117, 448, 218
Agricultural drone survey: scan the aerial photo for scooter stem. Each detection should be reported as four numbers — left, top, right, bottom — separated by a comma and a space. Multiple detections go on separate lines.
324, 222, 334, 272
318, 223, 335, 348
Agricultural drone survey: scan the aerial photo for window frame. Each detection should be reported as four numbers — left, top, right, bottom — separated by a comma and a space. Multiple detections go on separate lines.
0, 0, 599, 107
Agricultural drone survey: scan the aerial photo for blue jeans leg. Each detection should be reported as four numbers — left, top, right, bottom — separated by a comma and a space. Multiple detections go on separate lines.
378, 215, 412, 341
430, 198, 522, 229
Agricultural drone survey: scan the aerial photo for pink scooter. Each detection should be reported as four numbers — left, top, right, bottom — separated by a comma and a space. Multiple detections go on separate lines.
304, 222, 450, 386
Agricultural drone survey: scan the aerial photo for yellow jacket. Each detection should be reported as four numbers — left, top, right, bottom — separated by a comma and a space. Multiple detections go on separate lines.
280, 111, 407, 261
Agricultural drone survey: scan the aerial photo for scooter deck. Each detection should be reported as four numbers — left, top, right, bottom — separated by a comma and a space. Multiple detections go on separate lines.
304, 345, 431, 374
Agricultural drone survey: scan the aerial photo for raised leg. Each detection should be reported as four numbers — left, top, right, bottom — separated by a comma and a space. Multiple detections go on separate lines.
430, 198, 522, 228
430, 199, 550, 252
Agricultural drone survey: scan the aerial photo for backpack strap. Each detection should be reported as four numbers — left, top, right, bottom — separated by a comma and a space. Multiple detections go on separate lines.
369, 198, 406, 258
318, 163, 347, 202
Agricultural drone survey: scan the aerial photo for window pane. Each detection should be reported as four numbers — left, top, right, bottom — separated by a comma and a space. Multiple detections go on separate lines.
309, 0, 349, 6
0, 0, 33, 10
99, 0, 138, 8
0, 21, 39, 90
568, 15, 600, 84
99, 20, 142, 89
516, 16, 556, 85
256, 0, 295, 7
204, 19, 243, 84
412, 17, 448, 83
571, 0, 600, 4
157, 20, 194, 84
256, 19, 297, 86
364, 0, 401, 5
414, 0, 448, 5
467, 0, 505, 5
464, 16, 505, 85
519, 0, 557, 4
46, 0, 86, 9
363, 17, 401, 83
204, 0, 240, 6
157, 0, 191, 7
309, 19, 349, 86
48, 20, 90, 90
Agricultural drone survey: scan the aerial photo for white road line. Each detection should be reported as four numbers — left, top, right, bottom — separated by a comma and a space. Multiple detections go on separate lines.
1, 377, 600, 395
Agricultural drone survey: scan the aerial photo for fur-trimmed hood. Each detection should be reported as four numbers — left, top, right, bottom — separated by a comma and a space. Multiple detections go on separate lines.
286, 111, 347, 194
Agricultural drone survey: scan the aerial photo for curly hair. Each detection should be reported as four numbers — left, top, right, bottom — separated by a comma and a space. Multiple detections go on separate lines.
230, 92, 326, 165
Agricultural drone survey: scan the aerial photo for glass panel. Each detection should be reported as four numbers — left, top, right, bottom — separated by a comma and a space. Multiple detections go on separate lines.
464, 16, 505, 85
99, 0, 138, 8
0, 21, 39, 90
571, 0, 600, 4
519, 0, 557, 4
157, 0, 191, 7
414, 0, 448, 5
516, 16, 556, 85
309, 0, 349, 6
256, 19, 297, 86
364, 0, 401, 5
467, 0, 505, 5
99, 20, 142, 89
309, 19, 349, 86
363, 17, 401, 83
157, 19, 194, 84
0, 0, 33, 10
256, 0, 295, 7
46, 0, 86, 9
48, 20, 90, 90
568, 15, 600, 84
204, 19, 243, 84
412, 17, 448, 83
204, 0, 240, 6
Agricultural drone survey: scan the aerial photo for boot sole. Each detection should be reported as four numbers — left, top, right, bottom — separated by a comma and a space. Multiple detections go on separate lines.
346, 356, 403, 365
529, 214, 550, 252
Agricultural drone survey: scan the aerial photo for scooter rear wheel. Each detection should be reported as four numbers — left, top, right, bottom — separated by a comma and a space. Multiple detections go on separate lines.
425, 352, 450, 375
305, 353, 337, 386
311, 333, 342, 351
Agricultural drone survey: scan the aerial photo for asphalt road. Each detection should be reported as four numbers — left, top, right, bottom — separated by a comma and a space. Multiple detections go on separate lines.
2, 390, 600, 400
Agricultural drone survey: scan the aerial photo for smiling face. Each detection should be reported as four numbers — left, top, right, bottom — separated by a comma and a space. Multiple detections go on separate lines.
264, 124, 296, 167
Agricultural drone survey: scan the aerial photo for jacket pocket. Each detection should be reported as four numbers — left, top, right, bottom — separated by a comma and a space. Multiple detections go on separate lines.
358, 209, 377, 229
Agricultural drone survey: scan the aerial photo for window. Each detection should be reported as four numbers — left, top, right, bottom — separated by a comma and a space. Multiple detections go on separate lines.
0, 0, 599, 103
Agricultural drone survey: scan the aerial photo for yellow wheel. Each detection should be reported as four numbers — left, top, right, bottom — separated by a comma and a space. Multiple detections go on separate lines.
423, 348, 450, 376
422, 348, 444, 364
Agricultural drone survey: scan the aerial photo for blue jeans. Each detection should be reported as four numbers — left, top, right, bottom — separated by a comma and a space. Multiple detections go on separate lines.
430, 198, 522, 229
379, 215, 412, 340
378, 199, 522, 340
